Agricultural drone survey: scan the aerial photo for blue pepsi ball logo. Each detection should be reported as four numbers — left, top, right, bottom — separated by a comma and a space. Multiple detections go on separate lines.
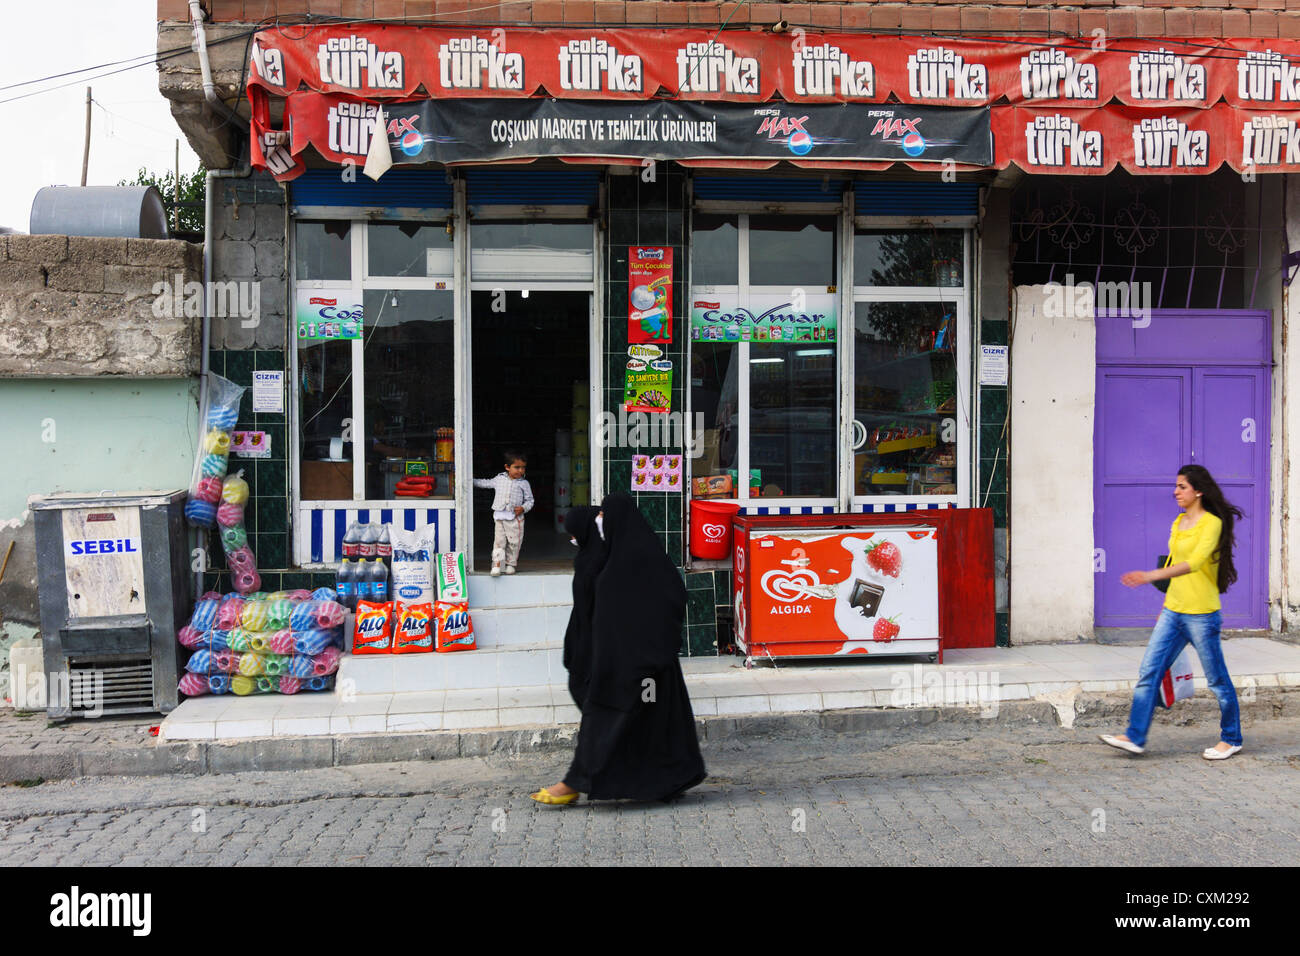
399, 131, 424, 156
788, 130, 813, 155
902, 132, 926, 157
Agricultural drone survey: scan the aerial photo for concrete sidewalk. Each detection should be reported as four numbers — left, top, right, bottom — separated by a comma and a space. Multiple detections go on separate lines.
4, 638, 1299, 781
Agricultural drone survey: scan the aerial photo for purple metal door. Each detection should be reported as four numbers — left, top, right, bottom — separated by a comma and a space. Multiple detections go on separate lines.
1094, 367, 1193, 627
1192, 368, 1269, 629
1094, 310, 1271, 630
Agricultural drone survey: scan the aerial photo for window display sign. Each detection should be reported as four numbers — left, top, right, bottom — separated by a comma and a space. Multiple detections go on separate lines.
624, 358, 673, 413
628, 246, 673, 344
232, 431, 271, 458
631, 453, 683, 493
691, 292, 838, 342
295, 290, 363, 342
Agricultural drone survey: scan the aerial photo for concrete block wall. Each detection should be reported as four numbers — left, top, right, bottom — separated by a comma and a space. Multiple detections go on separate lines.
0, 236, 202, 378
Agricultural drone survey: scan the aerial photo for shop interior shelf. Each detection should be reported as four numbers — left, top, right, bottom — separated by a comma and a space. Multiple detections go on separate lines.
870, 472, 909, 485
875, 433, 937, 455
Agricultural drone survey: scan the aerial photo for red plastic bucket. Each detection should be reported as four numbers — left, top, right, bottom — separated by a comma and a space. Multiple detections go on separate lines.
690, 500, 741, 560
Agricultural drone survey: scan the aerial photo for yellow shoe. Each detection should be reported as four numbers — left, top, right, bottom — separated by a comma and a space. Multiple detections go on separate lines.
529, 786, 579, 806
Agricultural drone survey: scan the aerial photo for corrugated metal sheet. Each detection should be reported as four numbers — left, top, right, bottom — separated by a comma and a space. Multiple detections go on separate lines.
290, 169, 454, 209
465, 169, 600, 207
694, 176, 845, 203
855, 182, 980, 216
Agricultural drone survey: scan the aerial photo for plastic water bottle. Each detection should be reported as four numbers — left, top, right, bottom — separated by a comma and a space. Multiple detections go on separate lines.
336, 559, 358, 611
377, 524, 392, 564
365, 557, 389, 603
359, 523, 378, 559
342, 523, 362, 559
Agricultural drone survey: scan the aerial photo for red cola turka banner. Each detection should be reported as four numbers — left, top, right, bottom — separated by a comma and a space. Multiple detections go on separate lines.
247, 25, 1300, 178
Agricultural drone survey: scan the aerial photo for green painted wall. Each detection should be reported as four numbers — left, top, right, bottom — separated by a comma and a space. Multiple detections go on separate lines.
0, 379, 199, 519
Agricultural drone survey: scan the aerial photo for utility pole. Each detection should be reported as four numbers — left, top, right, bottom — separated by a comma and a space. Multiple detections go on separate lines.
80, 87, 92, 186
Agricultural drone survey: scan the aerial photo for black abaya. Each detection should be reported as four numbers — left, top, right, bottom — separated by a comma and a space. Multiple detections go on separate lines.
562, 494, 707, 801
562, 506, 606, 711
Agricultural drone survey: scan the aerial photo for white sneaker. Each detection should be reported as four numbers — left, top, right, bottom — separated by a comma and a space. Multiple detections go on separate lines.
1099, 734, 1144, 755
505, 566, 516, 575
1202, 744, 1243, 761
490, 565, 501, 577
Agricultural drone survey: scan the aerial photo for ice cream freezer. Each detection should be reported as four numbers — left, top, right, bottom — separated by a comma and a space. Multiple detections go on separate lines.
730, 510, 995, 664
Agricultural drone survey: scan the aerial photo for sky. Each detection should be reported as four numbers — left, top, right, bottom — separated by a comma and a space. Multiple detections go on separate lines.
0, 1, 203, 231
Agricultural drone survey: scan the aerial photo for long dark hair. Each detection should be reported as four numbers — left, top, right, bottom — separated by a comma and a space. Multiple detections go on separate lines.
1178, 465, 1244, 593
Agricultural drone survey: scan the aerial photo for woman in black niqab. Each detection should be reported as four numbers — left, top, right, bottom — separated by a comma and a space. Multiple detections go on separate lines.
531, 494, 706, 805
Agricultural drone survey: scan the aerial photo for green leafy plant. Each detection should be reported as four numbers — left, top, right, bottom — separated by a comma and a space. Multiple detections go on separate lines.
118, 166, 207, 235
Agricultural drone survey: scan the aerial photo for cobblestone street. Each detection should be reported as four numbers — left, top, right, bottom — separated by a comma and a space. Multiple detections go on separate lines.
1, 717, 1297, 866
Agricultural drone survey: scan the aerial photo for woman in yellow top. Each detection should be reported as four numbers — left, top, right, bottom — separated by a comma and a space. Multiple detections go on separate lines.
1100, 465, 1245, 760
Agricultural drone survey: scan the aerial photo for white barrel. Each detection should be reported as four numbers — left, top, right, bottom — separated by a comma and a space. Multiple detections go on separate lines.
555, 429, 572, 455
555, 453, 572, 507
555, 507, 571, 535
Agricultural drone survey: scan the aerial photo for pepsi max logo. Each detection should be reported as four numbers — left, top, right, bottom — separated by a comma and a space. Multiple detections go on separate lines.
386, 114, 425, 157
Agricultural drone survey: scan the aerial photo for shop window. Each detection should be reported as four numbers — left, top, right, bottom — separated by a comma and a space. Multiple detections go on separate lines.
470, 220, 594, 284
368, 222, 453, 277
361, 290, 455, 501
851, 228, 967, 503
295, 220, 351, 281
854, 230, 963, 288
853, 302, 958, 496
690, 212, 838, 502
298, 340, 354, 501
691, 214, 738, 286
294, 219, 455, 503
749, 215, 836, 288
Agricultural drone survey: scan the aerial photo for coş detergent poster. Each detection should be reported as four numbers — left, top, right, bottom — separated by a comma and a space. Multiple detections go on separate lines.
745, 528, 939, 657
296, 290, 363, 342
628, 246, 672, 344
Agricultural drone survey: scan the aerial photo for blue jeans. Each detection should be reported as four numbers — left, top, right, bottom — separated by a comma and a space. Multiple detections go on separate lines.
1126, 609, 1242, 748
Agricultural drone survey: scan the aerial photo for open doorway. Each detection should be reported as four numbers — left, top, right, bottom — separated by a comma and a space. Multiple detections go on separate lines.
470, 290, 592, 572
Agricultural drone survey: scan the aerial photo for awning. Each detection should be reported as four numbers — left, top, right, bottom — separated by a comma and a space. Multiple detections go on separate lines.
247, 25, 1300, 179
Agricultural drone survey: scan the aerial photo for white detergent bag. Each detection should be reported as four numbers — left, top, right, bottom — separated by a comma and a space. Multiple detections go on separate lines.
389, 525, 435, 606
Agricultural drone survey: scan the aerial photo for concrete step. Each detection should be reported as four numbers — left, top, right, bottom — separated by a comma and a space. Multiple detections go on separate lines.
466, 572, 573, 611
339, 642, 564, 694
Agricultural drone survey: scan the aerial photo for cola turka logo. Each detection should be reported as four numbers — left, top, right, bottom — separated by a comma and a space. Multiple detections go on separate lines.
792, 43, 873, 97
1130, 49, 1206, 101
558, 37, 643, 92
1024, 114, 1103, 168
317, 34, 404, 90
327, 101, 381, 156
1132, 117, 1209, 169
1238, 49, 1300, 102
1241, 115, 1300, 166
250, 41, 285, 87
907, 47, 987, 100
437, 36, 524, 91
1019, 49, 1097, 100
676, 41, 759, 95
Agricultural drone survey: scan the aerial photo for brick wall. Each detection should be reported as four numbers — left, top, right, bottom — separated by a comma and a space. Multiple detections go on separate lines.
161, 0, 1300, 37
0, 236, 202, 378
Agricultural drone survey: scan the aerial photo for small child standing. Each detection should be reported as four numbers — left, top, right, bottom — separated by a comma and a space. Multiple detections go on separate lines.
474, 450, 534, 575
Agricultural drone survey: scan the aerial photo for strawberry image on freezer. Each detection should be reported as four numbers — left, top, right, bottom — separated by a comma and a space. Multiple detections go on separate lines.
873, 616, 900, 642
865, 539, 902, 577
